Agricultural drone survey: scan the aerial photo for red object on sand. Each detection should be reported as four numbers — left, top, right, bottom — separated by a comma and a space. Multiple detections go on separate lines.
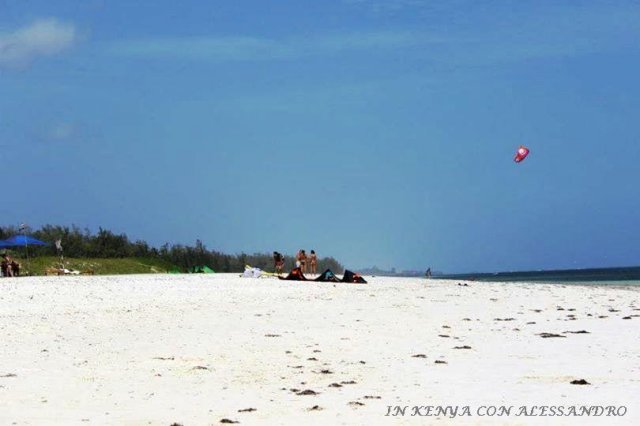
514, 146, 530, 163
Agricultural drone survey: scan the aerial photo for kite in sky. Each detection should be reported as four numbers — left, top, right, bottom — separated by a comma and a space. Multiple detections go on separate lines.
514, 146, 530, 163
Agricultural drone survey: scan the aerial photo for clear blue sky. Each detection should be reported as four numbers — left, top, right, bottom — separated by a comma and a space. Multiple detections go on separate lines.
1, 0, 639, 273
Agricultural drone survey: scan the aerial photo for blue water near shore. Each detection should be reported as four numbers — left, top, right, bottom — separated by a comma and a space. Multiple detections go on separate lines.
435, 266, 640, 286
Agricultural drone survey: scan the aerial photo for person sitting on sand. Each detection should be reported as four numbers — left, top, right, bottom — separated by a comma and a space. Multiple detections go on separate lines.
1, 254, 19, 277
11, 259, 20, 276
0, 256, 9, 277
309, 250, 317, 275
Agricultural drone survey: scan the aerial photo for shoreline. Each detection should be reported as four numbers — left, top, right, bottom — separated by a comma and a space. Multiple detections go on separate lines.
430, 278, 640, 289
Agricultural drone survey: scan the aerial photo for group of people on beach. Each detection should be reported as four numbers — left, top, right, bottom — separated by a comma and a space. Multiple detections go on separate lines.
296, 249, 317, 275
272, 249, 318, 275
1, 253, 20, 277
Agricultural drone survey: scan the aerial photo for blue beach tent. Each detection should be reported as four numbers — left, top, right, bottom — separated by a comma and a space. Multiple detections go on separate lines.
1, 235, 49, 247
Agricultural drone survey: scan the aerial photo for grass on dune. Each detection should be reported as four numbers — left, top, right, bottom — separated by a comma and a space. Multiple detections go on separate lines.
9, 256, 178, 276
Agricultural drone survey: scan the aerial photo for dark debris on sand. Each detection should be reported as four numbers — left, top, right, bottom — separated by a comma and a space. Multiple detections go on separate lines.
238, 408, 256, 413
220, 419, 239, 424
297, 389, 319, 396
412, 354, 427, 358
570, 379, 591, 385
434, 360, 447, 364
308, 405, 323, 411
538, 333, 566, 338
453, 345, 472, 349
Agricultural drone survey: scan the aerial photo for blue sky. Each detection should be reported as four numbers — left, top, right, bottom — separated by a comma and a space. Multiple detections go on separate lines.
1, 0, 639, 273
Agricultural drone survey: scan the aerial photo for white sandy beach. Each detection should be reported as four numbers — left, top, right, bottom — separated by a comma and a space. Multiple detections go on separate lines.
1, 274, 638, 425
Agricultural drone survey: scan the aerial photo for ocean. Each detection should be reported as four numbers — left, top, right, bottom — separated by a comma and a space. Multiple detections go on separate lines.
434, 266, 640, 286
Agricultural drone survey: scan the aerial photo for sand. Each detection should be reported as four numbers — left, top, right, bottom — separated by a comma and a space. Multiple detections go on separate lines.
0, 274, 638, 425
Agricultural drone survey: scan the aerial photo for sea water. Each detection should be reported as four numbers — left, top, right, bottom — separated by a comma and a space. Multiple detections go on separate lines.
436, 266, 640, 286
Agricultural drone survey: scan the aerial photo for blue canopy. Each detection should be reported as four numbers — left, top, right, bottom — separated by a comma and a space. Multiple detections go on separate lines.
1, 235, 49, 247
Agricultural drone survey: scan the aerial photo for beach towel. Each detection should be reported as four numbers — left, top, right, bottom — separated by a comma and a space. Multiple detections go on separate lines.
242, 267, 264, 278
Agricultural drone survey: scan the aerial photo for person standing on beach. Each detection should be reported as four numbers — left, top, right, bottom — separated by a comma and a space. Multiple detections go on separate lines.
295, 249, 303, 269
300, 250, 307, 274
309, 250, 318, 275
273, 251, 284, 274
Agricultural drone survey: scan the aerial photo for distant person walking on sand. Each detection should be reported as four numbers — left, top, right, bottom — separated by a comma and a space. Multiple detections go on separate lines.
309, 250, 318, 275
425, 268, 432, 278
273, 251, 284, 274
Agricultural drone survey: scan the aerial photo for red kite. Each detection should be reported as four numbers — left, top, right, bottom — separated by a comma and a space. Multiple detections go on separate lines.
514, 146, 530, 163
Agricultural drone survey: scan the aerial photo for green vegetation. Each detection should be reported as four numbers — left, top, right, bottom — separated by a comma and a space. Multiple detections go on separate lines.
18, 256, 177, 276
1, 224, 344, 276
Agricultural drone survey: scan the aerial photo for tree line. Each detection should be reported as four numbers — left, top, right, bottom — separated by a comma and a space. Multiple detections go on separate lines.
0, 225, 344, 273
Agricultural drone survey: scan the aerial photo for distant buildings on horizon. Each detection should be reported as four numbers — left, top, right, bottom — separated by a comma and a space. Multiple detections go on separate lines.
358, 266, 442, 277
